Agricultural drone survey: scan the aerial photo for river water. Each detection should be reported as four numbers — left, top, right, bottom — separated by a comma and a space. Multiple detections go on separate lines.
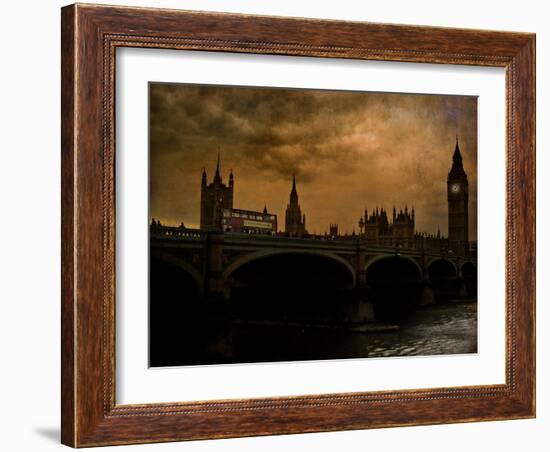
228, 301, 477, 364
366, 301, 478, 358
151, 299, 478, 366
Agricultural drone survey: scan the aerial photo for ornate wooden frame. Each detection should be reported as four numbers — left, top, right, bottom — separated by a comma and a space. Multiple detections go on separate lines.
61, 3, 535, 447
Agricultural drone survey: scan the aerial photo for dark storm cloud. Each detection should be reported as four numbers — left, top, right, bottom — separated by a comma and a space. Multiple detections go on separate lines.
150, 84, 369, 179
149, 83, 477, 237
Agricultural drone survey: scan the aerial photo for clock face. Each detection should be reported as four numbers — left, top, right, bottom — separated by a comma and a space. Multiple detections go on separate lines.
451, 183, 461, 194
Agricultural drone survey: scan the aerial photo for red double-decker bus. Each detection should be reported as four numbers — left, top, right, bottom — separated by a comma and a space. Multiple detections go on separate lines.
221, 208, 277, 234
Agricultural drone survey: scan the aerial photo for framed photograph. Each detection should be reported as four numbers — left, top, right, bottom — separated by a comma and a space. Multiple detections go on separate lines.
61, 3, 535, 447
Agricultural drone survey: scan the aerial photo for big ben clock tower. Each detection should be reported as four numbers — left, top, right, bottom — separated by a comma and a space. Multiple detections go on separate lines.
447, 136, 469, 244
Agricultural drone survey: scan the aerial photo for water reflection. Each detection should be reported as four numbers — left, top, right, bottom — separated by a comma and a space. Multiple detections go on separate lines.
228, 300, 477, 364
367, 301, 477, 358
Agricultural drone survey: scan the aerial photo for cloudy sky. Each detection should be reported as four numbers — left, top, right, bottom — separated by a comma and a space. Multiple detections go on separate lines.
149, 83, 477, 238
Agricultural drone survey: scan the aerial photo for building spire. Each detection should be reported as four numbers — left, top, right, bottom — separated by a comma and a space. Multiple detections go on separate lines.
290, 175, 298, 202
449, 135, 467, 180
285, 174, 306, 237
214, 151, 222, 184
453, 135, 463, 164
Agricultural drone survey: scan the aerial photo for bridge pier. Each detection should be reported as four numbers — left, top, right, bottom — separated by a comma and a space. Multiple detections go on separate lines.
418, 283, 436, 306
355, 248, 367, 289
356, 298, 376, 322
457, 279, 468, 298
353, 249, 374, 322
456, 266, 468, 297
205, 232, 229, 299
202, 232, 234, 360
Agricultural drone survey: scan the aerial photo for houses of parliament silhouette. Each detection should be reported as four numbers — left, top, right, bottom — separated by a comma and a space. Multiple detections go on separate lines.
196, 136, 471, 250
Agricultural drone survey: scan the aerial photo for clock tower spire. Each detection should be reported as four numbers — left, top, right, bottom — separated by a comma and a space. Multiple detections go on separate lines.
447, 136, 469, 248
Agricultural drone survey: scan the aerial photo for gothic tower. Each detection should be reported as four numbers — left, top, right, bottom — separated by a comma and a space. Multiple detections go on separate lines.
447, 136, 469, 245
200, 153, 234, 230
285, 176, 307, 237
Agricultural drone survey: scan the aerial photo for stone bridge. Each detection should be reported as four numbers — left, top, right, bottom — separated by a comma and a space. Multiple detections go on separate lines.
150, 226, 477, 309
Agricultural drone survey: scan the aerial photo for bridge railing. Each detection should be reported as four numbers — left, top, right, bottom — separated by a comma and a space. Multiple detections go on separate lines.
224, 231, 360, 249
149, 225, 477, 259
150, 225, 205, 239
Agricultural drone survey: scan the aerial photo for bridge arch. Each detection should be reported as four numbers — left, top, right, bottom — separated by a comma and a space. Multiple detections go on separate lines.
364, 255, 423, 320
223, 249, 356, 287
426, 257, 458, 275
149, 251, 206, 367
427, 258, 458, 300
150, 250, 204, 295
364, 253, 423, 277
225, 249, 357, 325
